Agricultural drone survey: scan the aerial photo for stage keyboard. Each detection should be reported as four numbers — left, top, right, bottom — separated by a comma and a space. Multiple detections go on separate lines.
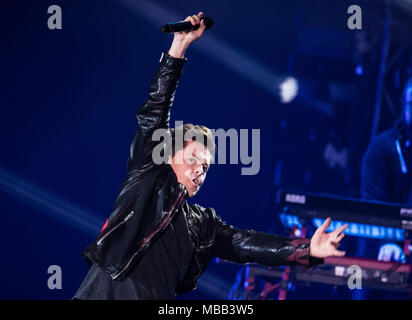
277, 190, 412, 241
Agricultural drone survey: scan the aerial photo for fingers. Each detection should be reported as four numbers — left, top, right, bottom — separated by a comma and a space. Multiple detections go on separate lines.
184, 15, 195, 26
317, 217, 331, 234
332, 224, 348, 238
192, 14, 200, 25
333, 249, 346, 257
335, 232, 345, 243
185, 14, 202, 26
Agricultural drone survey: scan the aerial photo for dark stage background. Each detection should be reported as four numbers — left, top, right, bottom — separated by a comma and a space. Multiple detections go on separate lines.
1, 0, 412, 299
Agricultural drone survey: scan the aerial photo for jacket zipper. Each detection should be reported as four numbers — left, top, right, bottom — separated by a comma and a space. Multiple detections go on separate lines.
191, 230, 204, 290
96, 211, 135, 247
199, 240, 215, 250
185, 213, 213, 290
111, 187, 186, 280
192, 250, 202, 289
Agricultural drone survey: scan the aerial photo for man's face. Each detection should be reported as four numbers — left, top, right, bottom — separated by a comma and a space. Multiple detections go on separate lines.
168, 140, 212, 198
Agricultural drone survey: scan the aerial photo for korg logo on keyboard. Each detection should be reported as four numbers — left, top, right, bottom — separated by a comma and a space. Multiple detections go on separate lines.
285, 193, 306, 204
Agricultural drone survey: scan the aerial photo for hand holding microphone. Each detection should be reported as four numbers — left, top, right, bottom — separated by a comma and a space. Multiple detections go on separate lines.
167, 12, 211, 59
161, 15, 214, 33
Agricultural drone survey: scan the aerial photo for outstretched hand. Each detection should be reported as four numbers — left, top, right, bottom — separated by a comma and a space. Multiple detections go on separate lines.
169, 12, 206, 59
310, 217, 348, 258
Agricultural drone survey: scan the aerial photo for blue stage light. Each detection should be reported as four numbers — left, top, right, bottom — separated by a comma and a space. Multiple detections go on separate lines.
279, 213, 303, 229
278, 76, 299, 103
377, 243, 405, 262
355, 64, 363, 76
312, 218, 404, 241
279, 213, 404, 241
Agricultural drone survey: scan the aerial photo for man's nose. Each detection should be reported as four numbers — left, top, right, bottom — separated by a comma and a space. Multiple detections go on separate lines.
194, 165, 203, 175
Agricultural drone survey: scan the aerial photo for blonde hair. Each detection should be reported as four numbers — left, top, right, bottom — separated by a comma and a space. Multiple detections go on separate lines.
170, 123, 215, 157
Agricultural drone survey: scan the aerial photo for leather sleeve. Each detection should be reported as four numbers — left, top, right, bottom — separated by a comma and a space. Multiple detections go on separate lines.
210, 213, 323, 268
127, 52, 187, 171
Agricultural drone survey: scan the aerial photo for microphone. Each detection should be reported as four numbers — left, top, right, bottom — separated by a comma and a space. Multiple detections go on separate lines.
161, 17, 213, 33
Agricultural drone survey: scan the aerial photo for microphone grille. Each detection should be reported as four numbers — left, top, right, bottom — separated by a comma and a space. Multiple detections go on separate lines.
202, 17, 214, 30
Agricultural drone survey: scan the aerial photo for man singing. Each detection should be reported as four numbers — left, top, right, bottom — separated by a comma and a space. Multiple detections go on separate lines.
73, 12, 347, 300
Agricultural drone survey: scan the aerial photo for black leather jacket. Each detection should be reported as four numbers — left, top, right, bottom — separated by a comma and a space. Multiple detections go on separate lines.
82, 52, 318, 295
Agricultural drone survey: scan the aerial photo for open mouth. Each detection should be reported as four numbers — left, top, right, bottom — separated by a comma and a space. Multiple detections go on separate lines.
192, 178, 201, 188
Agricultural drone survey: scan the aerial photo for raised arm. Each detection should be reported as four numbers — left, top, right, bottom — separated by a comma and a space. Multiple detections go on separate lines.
127, 12, 206, 171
